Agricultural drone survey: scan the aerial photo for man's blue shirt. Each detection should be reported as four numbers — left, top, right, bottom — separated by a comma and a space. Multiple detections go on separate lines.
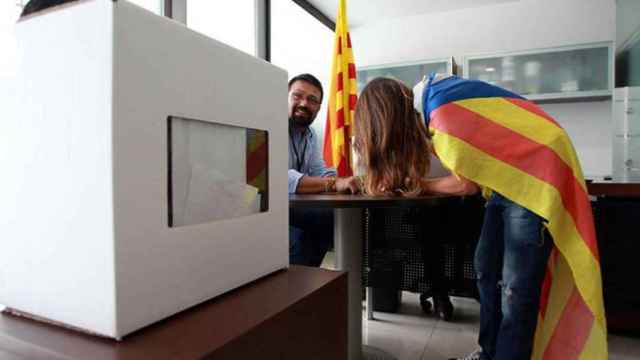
288, 126, 336, 194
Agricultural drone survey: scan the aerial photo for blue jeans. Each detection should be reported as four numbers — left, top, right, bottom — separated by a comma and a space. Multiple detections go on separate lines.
475, 192, 552, 360
289, 208, 334, 267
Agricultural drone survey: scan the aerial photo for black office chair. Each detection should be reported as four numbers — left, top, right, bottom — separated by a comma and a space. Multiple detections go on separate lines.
362, 196, 485, 318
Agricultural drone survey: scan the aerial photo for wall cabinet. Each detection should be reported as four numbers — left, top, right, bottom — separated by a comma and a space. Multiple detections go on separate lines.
463, 42, 613, 103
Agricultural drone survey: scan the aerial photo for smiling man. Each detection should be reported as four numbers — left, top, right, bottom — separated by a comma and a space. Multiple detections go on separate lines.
287, 73, 359, 195
287, 73, 359, 266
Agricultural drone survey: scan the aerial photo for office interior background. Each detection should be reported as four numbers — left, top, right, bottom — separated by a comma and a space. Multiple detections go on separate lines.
4, 0, 639, 177
1, 0, 640, 359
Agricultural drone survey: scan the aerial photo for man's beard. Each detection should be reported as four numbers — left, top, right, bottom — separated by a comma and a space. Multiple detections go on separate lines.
289, 106, 315, 128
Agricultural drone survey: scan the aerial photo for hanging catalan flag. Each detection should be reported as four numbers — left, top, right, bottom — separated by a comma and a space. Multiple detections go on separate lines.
423, 76, 607, 359
323, 0, 357, 176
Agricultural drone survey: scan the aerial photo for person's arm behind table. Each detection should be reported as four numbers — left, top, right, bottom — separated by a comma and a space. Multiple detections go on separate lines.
420, 175, 479, 196
295, 174, 360, 194
296, 175, 337, 193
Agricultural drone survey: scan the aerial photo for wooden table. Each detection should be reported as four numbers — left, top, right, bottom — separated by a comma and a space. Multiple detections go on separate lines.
0, 266, 347, 360
587, 181, 640, 334
290, 194, 449, 360
587, 181, 640, 197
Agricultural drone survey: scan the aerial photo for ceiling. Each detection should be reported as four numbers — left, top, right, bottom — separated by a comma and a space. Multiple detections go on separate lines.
305, 0, 521, 28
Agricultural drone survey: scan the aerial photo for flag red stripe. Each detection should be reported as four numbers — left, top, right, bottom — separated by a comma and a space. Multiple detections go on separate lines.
349, 94, 357, 110
344, 125, 352, 141
336, 108, 345, 128
539, 267, 553, 318
347, 33, 352, 48
431, 103, 598, 258
348, 63, 356, 79
337, 36, 342, 55
337, 72, 343, 91
337, 157, 353, 177
542, 288, 594, 359
323, 113, 334, 166
246, 141, 267, 181
504, 98, 562, 128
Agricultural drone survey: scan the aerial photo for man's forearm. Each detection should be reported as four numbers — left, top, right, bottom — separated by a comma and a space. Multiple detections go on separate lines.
295, 175, 335, 193
421, 175, 479, 196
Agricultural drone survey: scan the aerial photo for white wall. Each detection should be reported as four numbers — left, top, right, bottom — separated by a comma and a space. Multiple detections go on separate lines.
350, 0, 616, 177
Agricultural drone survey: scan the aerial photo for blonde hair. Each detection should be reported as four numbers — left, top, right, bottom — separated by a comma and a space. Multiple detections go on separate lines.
354, 77, 431, 196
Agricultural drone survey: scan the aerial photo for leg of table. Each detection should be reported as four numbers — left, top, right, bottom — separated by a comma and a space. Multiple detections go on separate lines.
363, 208, 375, 321
334, 208, 363, 360
366, 287, 374, 320
335, 208, 396, 360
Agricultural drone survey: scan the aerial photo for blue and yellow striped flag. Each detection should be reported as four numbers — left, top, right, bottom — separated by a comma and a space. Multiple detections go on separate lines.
422, 76, 607, 359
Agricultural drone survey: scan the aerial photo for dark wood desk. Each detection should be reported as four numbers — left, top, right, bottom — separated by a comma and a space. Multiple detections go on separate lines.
587, 181, 640, 334
0, 266, 347, 360
290, 194, 449, 360
587, 181, 640, 197
289, 193, 451, 208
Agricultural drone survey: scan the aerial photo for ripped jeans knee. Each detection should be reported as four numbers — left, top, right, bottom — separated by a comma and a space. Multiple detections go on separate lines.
498, 280, 542, 320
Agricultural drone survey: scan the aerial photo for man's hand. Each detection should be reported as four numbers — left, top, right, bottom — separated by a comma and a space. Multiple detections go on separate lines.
335, 176, 361, 194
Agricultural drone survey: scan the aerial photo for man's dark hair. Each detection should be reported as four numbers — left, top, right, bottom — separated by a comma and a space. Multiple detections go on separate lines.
288, 73, 323, 102
21, 0, 80, 18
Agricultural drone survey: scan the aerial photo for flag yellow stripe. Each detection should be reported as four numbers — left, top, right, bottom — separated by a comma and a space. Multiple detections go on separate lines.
578, 322, 608, 360
336, 90, 344, 111
332, 132, 345, 164
532, 254, 575, 359
533, 314, 544, 360
454, 98, 585, 191
547, 212, 605, 328
433, 130, 605, 327
349, 78, 358, 92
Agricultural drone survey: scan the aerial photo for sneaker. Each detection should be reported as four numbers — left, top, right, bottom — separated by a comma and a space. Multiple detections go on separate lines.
448, 349, 482, 360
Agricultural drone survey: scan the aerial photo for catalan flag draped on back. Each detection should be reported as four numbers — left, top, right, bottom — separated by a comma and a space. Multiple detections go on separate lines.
420, 75, 607, 359
323, 0, 357, 176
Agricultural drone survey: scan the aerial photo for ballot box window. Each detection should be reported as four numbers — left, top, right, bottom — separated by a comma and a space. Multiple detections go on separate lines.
168, 116, 269, 227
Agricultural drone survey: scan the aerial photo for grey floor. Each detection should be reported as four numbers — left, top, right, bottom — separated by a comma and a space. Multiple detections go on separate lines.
363, 294, 640, 360
321, 252, 640, 360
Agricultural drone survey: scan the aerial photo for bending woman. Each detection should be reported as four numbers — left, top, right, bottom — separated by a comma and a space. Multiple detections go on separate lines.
353, 77, 606, 360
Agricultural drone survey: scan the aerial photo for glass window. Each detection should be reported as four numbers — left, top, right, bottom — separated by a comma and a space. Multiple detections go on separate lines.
168, 116, 269, 227
187, 1, 256, 56
270, 1, 334, 140
0, 1, 22, 79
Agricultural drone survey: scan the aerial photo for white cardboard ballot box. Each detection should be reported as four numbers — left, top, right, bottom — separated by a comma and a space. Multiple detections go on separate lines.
0, 0, 288, 339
